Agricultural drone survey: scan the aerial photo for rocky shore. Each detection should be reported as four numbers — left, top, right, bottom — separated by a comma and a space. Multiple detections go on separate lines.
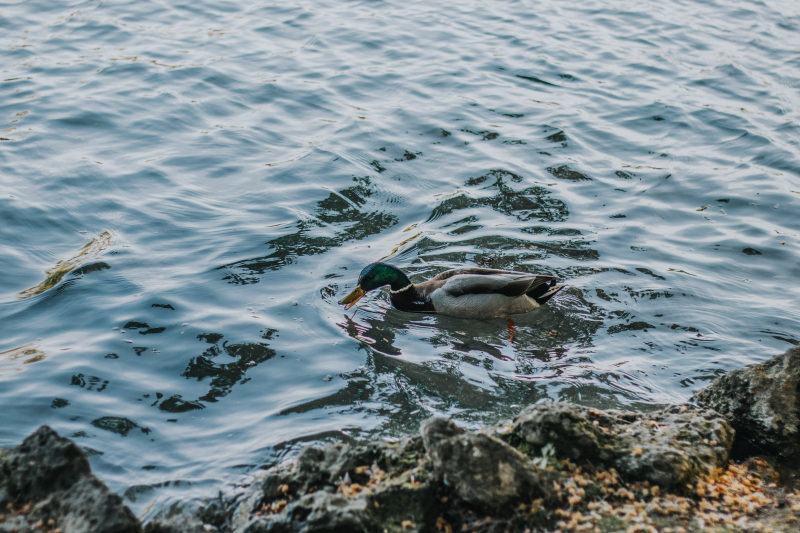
2, 346, 799, 532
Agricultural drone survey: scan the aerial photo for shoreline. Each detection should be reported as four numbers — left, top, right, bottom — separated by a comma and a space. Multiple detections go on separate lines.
2, 346, 798, 532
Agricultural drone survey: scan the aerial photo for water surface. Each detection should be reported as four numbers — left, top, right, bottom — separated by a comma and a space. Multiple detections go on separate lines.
1, 0, 799, 519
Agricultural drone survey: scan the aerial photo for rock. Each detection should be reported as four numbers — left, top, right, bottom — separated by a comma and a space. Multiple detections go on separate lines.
233, 437, 434, 533
0, 424, 90, 503
245, 490, 373, 533
0, 425, 141, 533
420, 417, 560, 512
144, 510, 211, 533
498, 402, 733, 492
230, 403, 739, 531
693, 346, 800, 460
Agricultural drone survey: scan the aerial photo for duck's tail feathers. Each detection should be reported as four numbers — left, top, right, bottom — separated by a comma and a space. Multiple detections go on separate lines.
531, 282, 565, 306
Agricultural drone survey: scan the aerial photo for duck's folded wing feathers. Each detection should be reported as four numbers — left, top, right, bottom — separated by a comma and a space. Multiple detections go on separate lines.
441, 273, 554, 298
430, 267, 530, 282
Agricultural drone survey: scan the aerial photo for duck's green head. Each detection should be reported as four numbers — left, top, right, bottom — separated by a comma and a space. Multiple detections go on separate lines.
339, 262, 411, 309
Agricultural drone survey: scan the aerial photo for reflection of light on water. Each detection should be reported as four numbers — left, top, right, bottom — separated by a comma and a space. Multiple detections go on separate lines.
18, 230, 113, 299
514, 374, 559, 380
381, 231, 422, 261
336, 316, 377, 345
0, 343, 46, 375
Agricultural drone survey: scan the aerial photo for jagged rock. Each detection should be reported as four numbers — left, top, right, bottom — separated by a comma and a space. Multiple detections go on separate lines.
233, 437, 433, 533
144, 503, 212, 533
421, 417, 561, 512
0, 425, 141, 533
229, 402, 739, 532
693, 346, 800, 459
244, 490, 373, 533
497, 402, 733, 492
0, 425, 90, 503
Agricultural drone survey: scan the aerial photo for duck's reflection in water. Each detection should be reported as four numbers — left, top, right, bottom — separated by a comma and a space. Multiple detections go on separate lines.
334, 300, 658, 434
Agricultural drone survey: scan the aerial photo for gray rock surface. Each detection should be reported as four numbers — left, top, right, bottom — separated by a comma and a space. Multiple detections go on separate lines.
498, 402, 734, 492
693, 346, 800, 459
231, 437, 434, 533
229, 402, 735, 532
0, 425, 141, 533
421, 417, 561, 512
144, 506, 211, 533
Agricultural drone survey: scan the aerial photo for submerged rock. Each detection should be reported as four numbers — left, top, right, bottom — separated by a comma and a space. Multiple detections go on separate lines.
0, 425, 140, 533
693, 346, 800, 460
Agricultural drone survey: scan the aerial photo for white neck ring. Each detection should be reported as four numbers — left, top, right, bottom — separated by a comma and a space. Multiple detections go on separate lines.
390, 283, 413, 294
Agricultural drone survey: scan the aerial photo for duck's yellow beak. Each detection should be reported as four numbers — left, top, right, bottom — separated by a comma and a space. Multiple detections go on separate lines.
339, 286, 365, 310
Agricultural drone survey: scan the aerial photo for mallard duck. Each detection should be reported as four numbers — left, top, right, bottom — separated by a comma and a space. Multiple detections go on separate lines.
339, 262, 564, 319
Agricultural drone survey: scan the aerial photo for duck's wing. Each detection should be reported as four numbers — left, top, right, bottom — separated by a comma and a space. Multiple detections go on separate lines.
428, 267, 531, 281
426, 269, 556, 298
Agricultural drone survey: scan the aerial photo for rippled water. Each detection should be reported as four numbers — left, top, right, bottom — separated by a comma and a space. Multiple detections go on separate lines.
2, 0, 799, 519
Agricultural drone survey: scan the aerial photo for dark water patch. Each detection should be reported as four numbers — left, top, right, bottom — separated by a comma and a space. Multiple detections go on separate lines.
158, 395, 205, 413
626, 288, 675, 300
71, 262, 111, 276
546, 165, 591, 181
427, 169, 569, 224
123, 321, 150, 330
635, 267, 666, 280
51, 111, 117, 130
119, 321, 166, 336
395, 150, 421, 161
222, 212, 398, 283
594, 289, 616, 302
369, 160, 387, 172
742, 247, 762, 255
759, 331, 799, 346
277, 378, 374, 417
461, 128, 500, 141
198, 333, 224, 344
515, 74, 558, 87
91, 417, 150, 437
670, 324, 700, 333
608, 321, 656, 334
182, 333, 278, 403
71, 374, 109, 392
221, 176, 398, 283
544, 128, 567, 145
